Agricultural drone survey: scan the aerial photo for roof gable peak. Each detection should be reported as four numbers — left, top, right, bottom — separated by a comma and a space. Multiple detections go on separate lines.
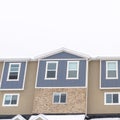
34, 48, 90, 60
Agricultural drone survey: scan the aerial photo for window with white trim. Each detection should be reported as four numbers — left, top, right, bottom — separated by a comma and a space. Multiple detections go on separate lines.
7, 63, 21, 81
53, 93, 66, 104
3, 94, 19, 106
45, 61, 58, 79
66, 61, 79, 79
106, 61, 118, 79
105, 93, 120, 105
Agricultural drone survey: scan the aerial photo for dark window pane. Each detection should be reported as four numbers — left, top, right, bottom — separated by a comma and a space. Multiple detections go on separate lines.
48, 63, 56, 70
60, 94, 66, 103
106, 94, 112, 103
11, 95, 17, 104
9, 72, 18, 79
108, 71, 116, 78
54, 94, 59, 103
5, 100, 10, 105
47, 71, 56, 78
68, 71, 77, 78
113, 94, 118, 103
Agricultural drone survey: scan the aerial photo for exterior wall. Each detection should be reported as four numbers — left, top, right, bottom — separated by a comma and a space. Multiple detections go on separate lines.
1, 62, 26, 90
101, 60, 120, 88
32, 88, 86, 114
36, 60, 87, 87
0, 61, 37, 115
0, 62, 4, 82
87, 60, 120, 114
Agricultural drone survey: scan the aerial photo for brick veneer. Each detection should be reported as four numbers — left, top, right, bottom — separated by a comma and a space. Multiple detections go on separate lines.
32, 88, 86, 114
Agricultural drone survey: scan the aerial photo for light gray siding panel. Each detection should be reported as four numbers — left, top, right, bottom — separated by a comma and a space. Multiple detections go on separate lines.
43, 52, 83, 59
36, 60, 86, 87
0, 62, 26, 89
101, 60, 120, 88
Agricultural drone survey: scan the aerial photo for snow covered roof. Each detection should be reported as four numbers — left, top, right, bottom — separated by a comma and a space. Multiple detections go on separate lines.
91, 118, 120, 120
29, 114, 85, 120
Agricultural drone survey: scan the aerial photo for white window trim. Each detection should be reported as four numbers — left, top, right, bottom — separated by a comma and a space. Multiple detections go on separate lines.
45, 61, 58, 80
66, 61, 79, 79
2, 93, 20, 107
104, 92, 120, 105
7, 63, 21, 81
52, 92, 67, 104
106, 61, 118, 79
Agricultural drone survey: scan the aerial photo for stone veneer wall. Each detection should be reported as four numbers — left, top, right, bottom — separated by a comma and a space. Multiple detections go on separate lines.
32, 88, 86, 114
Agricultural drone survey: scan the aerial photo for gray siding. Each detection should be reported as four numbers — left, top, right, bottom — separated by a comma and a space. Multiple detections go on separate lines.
43, 52, 82, 59
36, 60, 87, 87
0, 62, 26, 90
101, 60, 120, 88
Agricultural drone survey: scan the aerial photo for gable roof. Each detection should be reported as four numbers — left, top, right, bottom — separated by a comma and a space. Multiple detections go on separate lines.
12, 114, 26, 120
29, 114, 47, 120
34, 48, 90, 60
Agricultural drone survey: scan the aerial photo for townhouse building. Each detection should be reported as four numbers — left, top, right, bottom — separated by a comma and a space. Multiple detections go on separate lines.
0, 59, 37, 116
0, 49, 120, 119
87, 58, 120, 118
0, 49, 88, 119
33, 49, 88, 114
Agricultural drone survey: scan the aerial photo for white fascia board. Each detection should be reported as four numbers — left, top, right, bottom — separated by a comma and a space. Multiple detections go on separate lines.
34, 48, 90, 60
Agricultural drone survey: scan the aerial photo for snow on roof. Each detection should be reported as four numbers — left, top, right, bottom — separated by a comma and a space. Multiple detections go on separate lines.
29, 114, 85, 120
91, 118, 120, 120
34, 48, 90, 60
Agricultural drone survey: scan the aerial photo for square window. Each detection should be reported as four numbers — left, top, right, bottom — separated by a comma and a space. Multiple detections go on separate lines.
3, 94, 19, 106
105, 93, 119, 105
106, 61, 118, 79
7, 63, 21, 81
53, 93, 66, 104
67, 61, 79, 79
45, 62, 58, 79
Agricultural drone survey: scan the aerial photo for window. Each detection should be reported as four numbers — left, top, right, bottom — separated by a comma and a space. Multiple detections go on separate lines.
45, 61, 58, 79
7, 63, 21, 81
53, 93, 66, 104
105, 93, 120, 105
106, 61, 118, 79
3, 94, 19, 106
66, 61, 79, 79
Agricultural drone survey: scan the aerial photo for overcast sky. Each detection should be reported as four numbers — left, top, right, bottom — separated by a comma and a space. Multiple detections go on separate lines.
0, 0, 120, 58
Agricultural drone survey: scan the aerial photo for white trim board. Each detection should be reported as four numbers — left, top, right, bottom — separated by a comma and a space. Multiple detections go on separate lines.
34, 48, 90, 60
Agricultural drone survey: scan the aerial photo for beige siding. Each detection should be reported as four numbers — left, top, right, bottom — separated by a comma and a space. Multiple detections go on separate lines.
0, 61, 37, 115
32, 88, 86, 114
0, 62, 4, 82
87, 60, 120, 114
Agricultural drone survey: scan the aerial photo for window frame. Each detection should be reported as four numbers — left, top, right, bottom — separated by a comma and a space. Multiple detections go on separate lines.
2, 94, 20, 107
104, 92, 120, 105
53, 92, 67, 104
106, 61, 118, 79
66, 61, 79, 79
7, 63, 21, 81
45, 61, 58, 80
